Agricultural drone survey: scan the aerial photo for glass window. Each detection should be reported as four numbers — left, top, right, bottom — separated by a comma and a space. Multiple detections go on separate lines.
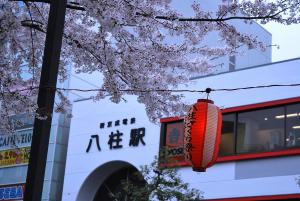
236, 107, 285, 154
229, 55, 236, 71
286, 103, 300, 148
219, 114, 235, 156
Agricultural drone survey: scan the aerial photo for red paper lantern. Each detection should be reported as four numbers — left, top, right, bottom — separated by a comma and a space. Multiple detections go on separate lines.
184, 99, 222, 172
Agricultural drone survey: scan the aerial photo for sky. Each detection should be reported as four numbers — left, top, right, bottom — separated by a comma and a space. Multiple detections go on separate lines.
171, 0, 300, 64
263, 23, 300, 62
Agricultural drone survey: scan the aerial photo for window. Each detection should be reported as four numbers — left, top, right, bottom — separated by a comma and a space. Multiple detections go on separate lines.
229, 55, 236, 71
219, 114, 235, 156
219, 102, 300, 157
236, 107, 285, 154
286, 104, 300, 148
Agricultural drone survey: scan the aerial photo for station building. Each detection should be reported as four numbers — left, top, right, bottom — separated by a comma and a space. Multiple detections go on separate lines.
62, 56, 300, 200
2, 1, 299, 201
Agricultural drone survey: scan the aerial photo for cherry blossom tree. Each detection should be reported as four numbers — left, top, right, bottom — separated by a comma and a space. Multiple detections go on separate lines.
1, 0, 300, 131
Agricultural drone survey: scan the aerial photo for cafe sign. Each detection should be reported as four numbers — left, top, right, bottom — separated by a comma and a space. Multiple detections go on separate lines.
0, 129, 32, 151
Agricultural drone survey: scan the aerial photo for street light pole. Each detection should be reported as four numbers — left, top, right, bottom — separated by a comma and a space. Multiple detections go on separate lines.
24, 0, 67, 200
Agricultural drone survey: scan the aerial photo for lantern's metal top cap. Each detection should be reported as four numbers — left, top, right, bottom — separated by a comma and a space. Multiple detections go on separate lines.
197, 99, 214, 104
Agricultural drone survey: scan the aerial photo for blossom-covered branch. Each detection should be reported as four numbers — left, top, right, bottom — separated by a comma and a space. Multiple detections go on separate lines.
1, 0, 299, 131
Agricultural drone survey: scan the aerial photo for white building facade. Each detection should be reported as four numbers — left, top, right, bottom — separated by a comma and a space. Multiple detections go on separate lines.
62, 58, 300, 201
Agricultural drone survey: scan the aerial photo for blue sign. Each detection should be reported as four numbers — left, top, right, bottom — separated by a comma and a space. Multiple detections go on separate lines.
0, 184, 24, 201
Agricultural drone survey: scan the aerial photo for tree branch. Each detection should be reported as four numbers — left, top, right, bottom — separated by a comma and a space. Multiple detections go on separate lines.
153, 14, 280, 22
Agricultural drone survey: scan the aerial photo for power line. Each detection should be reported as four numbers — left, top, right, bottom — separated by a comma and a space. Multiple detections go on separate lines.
212, 83, 300, 92
4, 83, 300, 94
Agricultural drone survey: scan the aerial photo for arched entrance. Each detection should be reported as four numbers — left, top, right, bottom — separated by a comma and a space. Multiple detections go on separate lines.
76, 161, 146, 201
93, 166, 146, 201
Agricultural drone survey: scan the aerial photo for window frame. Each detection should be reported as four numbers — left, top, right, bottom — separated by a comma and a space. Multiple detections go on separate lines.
219, 96, 300, 162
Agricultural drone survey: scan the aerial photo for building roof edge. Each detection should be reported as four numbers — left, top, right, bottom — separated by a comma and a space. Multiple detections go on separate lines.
191, 57, 300, 80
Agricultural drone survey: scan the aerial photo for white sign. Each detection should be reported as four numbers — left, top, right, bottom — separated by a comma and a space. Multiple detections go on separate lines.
0, 128, 32, 151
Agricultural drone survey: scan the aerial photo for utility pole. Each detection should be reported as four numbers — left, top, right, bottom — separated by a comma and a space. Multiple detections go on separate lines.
24, 0, 67, 200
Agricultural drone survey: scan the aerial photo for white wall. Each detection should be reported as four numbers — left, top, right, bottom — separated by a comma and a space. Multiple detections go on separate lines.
62, 58, 300, 200
186, 58, 300, 107
62, 96, 161, 201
